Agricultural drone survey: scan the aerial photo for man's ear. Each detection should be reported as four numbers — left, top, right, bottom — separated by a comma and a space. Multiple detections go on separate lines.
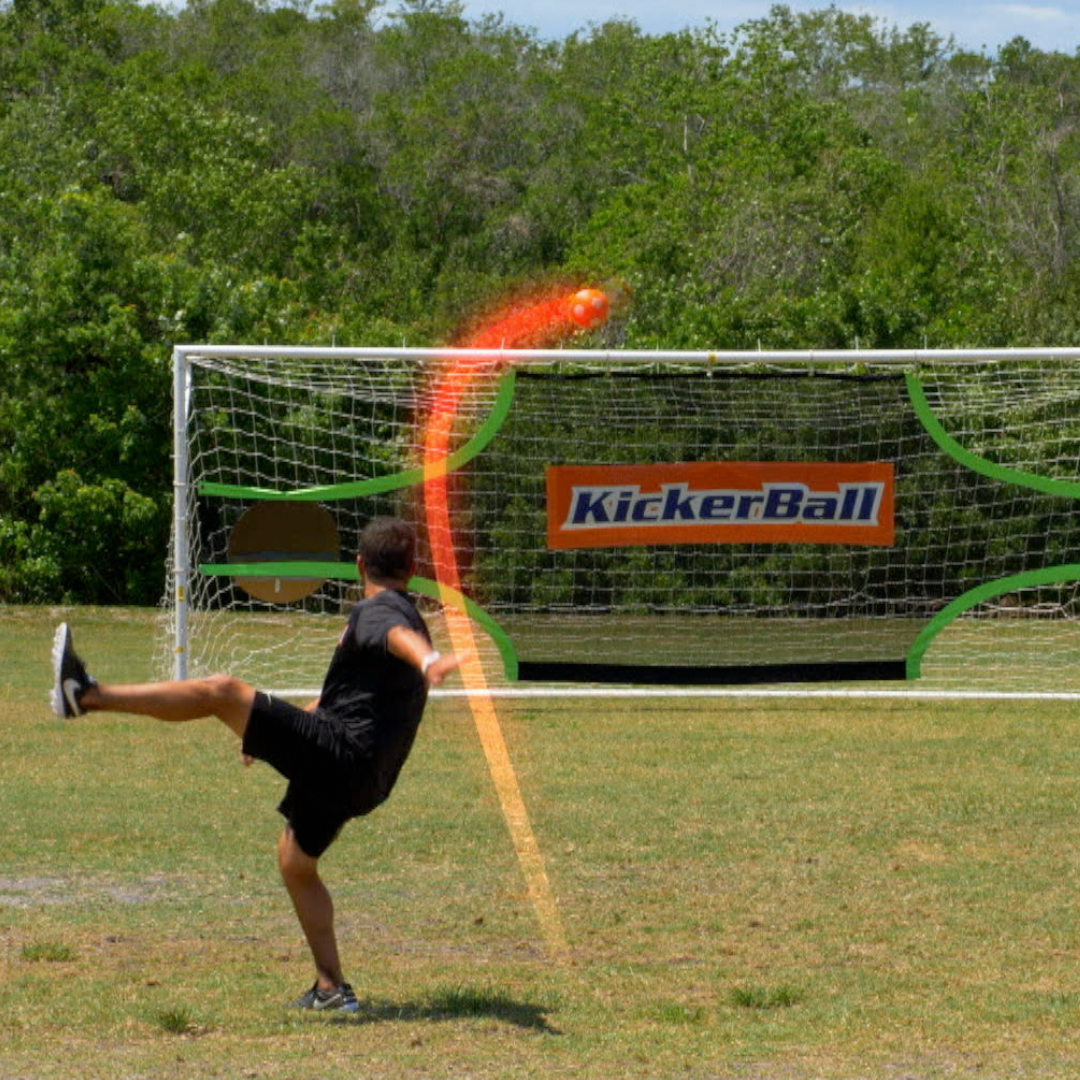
356, 554, 365, 580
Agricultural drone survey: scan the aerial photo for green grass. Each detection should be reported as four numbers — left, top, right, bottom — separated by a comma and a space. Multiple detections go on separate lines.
148, 1004, 205, 1036
21, 942, 76, 963
5, 605, 1080, 1077
730, 984, 802, 1011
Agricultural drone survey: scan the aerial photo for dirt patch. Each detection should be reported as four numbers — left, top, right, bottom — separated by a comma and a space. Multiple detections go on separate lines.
0, 873, 176, 908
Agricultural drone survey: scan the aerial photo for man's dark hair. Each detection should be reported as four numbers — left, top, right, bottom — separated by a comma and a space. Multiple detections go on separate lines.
359, 517, 416, 584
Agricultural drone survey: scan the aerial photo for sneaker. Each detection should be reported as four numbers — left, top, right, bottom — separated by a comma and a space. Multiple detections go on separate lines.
288, 981, 360, 1014
49, 623, 96, 718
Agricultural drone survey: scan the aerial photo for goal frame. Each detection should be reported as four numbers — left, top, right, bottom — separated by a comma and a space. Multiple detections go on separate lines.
169, 344, 1080, 701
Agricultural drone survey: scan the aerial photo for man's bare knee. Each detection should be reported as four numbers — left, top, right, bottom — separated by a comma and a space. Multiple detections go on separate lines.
203, 672, 244, 700
278, 828, 318, 885
200, 674, 256, 733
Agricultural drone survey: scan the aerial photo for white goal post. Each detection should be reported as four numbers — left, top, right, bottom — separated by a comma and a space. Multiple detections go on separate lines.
163, 344, 1080, 700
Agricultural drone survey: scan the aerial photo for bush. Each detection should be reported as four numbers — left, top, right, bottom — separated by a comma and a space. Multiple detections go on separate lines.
32, 470, 167, 604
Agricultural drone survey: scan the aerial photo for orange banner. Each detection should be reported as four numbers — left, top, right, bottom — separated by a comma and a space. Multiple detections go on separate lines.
546, 462, 895, 549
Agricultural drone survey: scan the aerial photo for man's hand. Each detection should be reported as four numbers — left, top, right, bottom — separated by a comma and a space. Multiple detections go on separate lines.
424, 649, 470, 687
388, 625, 470, 686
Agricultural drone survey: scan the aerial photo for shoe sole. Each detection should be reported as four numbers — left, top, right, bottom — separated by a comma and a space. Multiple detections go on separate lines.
49, 623, 71, 718
49, 623, 85, 719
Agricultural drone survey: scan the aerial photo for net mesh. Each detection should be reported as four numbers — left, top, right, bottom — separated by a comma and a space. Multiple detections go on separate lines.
160, 349, 1080, 695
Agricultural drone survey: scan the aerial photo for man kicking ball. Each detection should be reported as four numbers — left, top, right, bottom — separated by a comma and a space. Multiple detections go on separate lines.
50, 516, 463, 1014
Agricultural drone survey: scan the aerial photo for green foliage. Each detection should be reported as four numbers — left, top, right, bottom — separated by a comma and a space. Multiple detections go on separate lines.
29, 470, 166, 603
0, 517, 61, 602
3, 0, 1080, 602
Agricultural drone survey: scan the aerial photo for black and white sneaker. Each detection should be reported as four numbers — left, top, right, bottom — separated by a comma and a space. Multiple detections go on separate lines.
288, 981, 360, 1014
49, 623, 96, 718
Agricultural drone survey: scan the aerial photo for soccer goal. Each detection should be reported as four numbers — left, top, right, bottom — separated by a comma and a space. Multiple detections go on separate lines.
162, 344, 1080, 700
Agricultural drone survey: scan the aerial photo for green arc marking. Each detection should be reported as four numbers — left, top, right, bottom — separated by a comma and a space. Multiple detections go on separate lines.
906, 565, 1080, 679
905, 374, 1080, 677
407, 577, 519, 682
197, 563, 519, 681
906, 373, 1080, 499
198, 368, 517, 502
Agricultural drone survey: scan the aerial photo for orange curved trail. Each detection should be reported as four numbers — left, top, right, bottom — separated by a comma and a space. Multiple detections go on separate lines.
422, 291, 600, 961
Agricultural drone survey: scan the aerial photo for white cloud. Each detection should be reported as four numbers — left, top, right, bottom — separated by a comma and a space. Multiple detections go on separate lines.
993, 3, 1071, 21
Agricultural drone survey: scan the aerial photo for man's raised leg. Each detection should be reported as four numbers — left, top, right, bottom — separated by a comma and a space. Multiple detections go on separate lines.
80, 674, 256, 737
51, 622, 254, 737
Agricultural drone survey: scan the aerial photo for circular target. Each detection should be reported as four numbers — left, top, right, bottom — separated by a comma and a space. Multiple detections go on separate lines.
228, 501, 340, 604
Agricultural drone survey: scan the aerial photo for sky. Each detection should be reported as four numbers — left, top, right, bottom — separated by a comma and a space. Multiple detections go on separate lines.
439, 0, 1080, 55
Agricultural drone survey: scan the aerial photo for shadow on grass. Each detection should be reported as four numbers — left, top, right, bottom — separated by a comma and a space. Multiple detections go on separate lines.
311, 985, 562, 1034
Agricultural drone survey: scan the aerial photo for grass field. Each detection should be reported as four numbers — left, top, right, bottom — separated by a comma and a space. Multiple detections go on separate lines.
4, 606, 1080, 1078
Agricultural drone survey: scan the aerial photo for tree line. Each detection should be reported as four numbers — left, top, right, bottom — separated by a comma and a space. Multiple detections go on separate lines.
3, 0, 1080, 604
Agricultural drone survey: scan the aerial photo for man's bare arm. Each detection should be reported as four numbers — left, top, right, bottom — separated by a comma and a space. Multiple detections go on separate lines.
386, 626, 465, 686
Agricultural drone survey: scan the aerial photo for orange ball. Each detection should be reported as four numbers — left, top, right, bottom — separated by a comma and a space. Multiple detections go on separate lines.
568, 288, 609, 329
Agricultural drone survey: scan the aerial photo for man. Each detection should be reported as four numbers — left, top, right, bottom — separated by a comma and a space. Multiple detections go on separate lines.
50, 516, 462, 1014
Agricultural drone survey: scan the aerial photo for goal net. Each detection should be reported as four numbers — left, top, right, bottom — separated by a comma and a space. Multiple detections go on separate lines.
162, 346, 1080, 698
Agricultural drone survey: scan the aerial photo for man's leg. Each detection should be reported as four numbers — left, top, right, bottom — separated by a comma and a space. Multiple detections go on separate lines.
80, 674, 256, 739
52, 622, 255, 738
277, 825, 346, 991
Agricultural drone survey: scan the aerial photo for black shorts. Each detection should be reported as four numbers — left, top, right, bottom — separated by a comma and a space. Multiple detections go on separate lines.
242, 692, 381, 858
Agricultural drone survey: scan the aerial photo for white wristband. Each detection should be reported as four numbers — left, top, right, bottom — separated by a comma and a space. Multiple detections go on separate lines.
421, 650, 442, 676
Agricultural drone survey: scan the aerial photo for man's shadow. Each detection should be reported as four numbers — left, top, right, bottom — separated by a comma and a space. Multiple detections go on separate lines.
322, 987, 562, 1034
